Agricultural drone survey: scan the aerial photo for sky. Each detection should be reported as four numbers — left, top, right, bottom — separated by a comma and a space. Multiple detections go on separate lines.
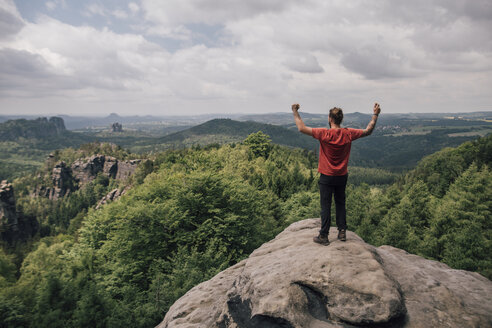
0, 0, 491, 116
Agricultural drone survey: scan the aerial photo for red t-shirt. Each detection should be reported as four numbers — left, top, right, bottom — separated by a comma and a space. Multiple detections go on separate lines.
312, 128, 364, 176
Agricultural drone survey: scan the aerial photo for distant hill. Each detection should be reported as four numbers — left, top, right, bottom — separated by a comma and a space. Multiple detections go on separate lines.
238, 111, 376, 128
145, 118, 318, 151
0, 117, 95, 180
0, 117, 67, 140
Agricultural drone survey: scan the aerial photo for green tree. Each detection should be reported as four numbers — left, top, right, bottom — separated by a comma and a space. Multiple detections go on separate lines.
428, 164, 491, 278
243, 131, 272, 158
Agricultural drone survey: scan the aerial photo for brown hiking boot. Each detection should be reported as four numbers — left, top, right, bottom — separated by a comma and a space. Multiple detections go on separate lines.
313, 234, 330, 246
338, 229, 346, 241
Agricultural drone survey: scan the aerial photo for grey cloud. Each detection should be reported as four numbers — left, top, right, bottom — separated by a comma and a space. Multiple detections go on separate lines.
0, 3, 24, 40
0, 47, 144, 97
142, 0, 301, 27
0, 48, 53, 80
195, 0, 295, 17
340, 46, 417, 80
284, 54, 324, 73
435, 0, 492, 21
411, 21, 492, 54
0, 48, 68, 96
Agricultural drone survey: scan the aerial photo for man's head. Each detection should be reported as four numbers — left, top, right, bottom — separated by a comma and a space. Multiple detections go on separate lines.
329, 107, 343, 126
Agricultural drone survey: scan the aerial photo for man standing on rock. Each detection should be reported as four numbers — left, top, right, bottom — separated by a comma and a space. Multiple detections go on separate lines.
292, 103, 381, 245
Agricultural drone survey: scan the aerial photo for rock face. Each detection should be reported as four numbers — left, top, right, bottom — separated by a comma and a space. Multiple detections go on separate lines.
0, 181, 18, 234
158, 219, 492, 328
111, 122, 123, 132
48, 116, 66, 133
1, 181, 37, 244
95, 186, 129, 209
71, 155, 140, 185
0, 116, 66, 140
36, 155, 141, 200
51, 161, 75, 199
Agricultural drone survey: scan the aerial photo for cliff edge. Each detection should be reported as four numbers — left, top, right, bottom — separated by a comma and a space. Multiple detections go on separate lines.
158, 219, 492, 328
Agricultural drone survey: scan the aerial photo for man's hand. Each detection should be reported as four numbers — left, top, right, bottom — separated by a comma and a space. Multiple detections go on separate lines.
291, 103, 313, 136
361, 102, 380, 137
373, 103, 381, 115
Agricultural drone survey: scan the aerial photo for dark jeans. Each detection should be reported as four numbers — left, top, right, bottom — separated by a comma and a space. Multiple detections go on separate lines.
319, 174, 348, 236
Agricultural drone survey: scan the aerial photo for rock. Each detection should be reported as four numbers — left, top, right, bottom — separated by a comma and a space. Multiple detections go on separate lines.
48, 116, 66, 133
33, 161, 76, 200
0, 181, 18, 233
111, 122, 123, 132
1, 181, 37, 244
115, 159, 141, 180
71, 155, 140, 185
0, 116, 66, 140
50, 161, 75, 200
71, 155, 107, 185
34, 155, 140, 200
95, 186, 130, 209
158, 219, 492, 328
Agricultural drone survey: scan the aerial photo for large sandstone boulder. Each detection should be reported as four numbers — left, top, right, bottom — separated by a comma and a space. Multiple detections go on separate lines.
158, 219, 492, 328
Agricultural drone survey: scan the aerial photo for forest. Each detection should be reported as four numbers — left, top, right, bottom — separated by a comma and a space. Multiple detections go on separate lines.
0, 129, 491, 328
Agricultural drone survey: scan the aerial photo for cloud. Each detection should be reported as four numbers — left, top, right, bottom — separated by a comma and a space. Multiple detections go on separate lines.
141, 0, 299, 27
2, 16, 169, 96
128, 2, 140, 14
0, 0, 24, 40
112, 9, 128, 19
0, 0, 491, 115
45, 2, 56, 11
284, 54, 324, 74
85, 3, 106, 17
340, 46, 419, 80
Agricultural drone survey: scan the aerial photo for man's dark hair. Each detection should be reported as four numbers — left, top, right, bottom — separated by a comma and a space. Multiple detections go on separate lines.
329, 107, 343, 125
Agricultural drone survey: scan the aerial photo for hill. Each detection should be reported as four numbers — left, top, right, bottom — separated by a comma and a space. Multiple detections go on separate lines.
139, 118, 318, 151
0, 134, 490, 327
0, 117, 67, 140
139, 117, 488, 172
0, 117, 95, 180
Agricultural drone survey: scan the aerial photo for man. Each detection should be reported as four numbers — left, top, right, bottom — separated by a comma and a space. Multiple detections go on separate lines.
292, 103, 381, 245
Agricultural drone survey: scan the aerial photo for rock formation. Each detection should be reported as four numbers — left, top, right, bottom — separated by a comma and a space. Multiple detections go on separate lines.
51, 161, 75, 199
96, 186, 129, 209
36, 155, 141, 200
71, 155, 140, 185
48, 116, 66, 133
0, 181, 18, 236
1, 180, 37, 244
158, 219, 492, 328
0, 116, 66, 140
111, 122, 123, 132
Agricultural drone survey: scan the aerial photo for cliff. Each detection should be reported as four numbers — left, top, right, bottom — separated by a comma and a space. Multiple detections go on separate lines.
35, 155, 141, 200
159, 219, 492, 328
0, 181, 37, 244
0, 116, 66, 140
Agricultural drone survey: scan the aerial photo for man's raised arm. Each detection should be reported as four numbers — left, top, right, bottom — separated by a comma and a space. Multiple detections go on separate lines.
361, 103, 381, 137
292, 103, 313, 136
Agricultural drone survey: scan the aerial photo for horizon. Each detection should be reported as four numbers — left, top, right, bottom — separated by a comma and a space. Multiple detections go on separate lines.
1, 1, 491, 116
1, 109, 492, 119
